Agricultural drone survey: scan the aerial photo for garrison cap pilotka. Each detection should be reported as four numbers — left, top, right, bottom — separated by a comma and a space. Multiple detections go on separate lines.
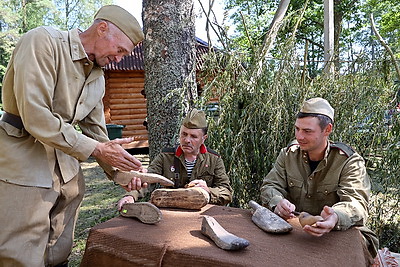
94, 5, 144, 45
300, 97, 335, 122
183, 108, 207, 129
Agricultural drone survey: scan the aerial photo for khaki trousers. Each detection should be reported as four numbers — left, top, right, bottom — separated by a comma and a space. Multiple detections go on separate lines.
0, 163, 85, 267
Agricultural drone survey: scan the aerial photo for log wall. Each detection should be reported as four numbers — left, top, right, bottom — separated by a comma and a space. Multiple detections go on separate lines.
104, 70, 148, 148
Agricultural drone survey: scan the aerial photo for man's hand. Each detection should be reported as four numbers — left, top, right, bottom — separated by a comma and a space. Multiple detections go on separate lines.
121, 176, 148, 192
274, 199, 296, 220
92, 137, 142, 171
117, 195, 135, 211
188, 179, 210, 193
303, 206, 338, 237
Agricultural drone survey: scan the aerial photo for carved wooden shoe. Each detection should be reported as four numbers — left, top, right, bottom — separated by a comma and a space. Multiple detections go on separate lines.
201, 215, 249, 250
120, 202, 162, 224
298, 212, 324, 227
150, 187, 210, 210
114, 170, 174, 187
249, 200, 293, 233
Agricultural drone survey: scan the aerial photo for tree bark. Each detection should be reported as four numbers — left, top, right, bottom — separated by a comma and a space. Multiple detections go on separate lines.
143, 0, 197, 160
333, 0, 343, 72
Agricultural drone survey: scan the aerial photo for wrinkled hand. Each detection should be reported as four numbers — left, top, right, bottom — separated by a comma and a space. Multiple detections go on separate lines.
92, 137, 142, 171
117, 195, 135, 211
274, 199, 296, 220
303, 206, 338, 237
188, 179, 210, 193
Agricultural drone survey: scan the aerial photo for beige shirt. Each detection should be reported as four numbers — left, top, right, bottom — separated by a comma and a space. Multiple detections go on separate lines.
260, 141, 371, 231
0, 26, 111, 188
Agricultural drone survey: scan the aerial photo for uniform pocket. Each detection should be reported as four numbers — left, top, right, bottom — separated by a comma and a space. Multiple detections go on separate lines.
287, 176, 303, 202
316, 183, 339, 204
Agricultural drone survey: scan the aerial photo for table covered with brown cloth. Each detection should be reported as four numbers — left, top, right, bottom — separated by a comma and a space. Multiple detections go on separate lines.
80, 204, 369, 267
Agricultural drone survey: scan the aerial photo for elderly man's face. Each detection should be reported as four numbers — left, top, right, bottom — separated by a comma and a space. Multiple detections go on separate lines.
295, 116, 331, 153
179, 126, 207, 156
92, 21, 134, 67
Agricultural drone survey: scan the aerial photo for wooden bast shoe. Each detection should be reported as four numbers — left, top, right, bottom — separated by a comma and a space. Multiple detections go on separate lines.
120, 202, 162, 224
249, 200, 293, 233
201, 215, 250, 250
114, 170, 174, 187
150, 187, 210, 210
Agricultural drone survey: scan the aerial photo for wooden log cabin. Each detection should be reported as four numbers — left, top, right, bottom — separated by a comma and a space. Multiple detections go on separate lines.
103, 38, 210, 149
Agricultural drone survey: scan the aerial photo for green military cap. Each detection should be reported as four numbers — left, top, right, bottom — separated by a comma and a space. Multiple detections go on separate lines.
300, 97, 334, 121
182, 108, 207, 129
94, 5, 144, 45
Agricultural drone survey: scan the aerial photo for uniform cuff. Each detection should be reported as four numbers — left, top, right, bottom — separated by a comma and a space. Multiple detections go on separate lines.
269, 196, 284, 210
333, 209, 352, 231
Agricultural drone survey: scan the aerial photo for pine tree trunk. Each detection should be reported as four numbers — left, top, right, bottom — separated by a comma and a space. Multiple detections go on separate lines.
143, 0, 197, 160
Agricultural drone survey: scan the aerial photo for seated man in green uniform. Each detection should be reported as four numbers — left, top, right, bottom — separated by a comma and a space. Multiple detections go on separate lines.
260, 97, 378, 261
117, 108, 233, 211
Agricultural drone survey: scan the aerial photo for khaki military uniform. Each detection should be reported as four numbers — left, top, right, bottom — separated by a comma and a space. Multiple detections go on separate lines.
0, 26, 112, 266
260, 140, 378, 257
132, 144, 232, 206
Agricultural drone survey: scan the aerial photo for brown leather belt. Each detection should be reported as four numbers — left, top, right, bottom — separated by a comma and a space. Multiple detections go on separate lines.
0, 112, 24, 130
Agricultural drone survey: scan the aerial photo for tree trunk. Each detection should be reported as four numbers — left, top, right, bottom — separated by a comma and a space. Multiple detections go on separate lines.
143, 0, 197, 160
333, 0, 343, 72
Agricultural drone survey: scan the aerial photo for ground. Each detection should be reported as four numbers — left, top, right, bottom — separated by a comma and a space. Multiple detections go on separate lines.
69, 155, 149, 267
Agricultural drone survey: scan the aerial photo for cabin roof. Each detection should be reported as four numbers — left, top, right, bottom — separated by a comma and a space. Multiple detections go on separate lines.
104, 37, 211, 71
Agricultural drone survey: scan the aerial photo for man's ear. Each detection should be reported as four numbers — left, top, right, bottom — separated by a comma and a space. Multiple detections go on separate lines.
324, 123, 333, 135
97, 21, 108, 37
203, 134, 208, 142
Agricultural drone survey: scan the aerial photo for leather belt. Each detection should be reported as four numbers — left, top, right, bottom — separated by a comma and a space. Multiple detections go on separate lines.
1, 112, 24, 130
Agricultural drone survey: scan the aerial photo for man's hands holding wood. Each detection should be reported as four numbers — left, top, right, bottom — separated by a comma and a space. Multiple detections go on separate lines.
274, 198, 339, 237
91, 137, 148, 192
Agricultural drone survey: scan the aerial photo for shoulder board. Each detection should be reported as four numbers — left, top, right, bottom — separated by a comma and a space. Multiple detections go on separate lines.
330, 142, 355, 157
286, 140, 300, 152
161, 147, 176, 153
207, 148, 221, 157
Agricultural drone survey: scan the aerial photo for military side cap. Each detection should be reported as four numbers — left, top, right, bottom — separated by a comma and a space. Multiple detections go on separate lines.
94, 5, 144, 45
300, 97, 334, 121
182, 108, 207, 129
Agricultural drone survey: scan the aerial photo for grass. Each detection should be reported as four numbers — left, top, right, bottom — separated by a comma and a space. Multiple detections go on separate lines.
69, 155, 149, 267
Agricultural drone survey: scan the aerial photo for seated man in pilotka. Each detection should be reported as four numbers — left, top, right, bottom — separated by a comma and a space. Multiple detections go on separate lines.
117, 108, 233, 212
260, 97, 379, 261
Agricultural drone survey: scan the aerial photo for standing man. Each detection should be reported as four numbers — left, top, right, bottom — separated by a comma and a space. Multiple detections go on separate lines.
0, 5, 145, 267
118, 108, 233, 210
260, 97, 378, 260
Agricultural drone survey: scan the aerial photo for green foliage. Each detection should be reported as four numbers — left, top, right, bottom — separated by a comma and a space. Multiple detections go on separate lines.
364, 0, 400, 57
225, 0, 399, 72
197, 34, 400, 251
53, 0, 112, 30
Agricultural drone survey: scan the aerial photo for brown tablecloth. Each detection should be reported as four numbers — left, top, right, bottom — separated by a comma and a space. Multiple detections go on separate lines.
80, 204, 368, 267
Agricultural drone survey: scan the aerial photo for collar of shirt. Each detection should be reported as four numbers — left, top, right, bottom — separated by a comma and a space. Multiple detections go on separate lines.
69, 28, 90, 62
300, 140, 332, 169
175, 144, 207, 157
